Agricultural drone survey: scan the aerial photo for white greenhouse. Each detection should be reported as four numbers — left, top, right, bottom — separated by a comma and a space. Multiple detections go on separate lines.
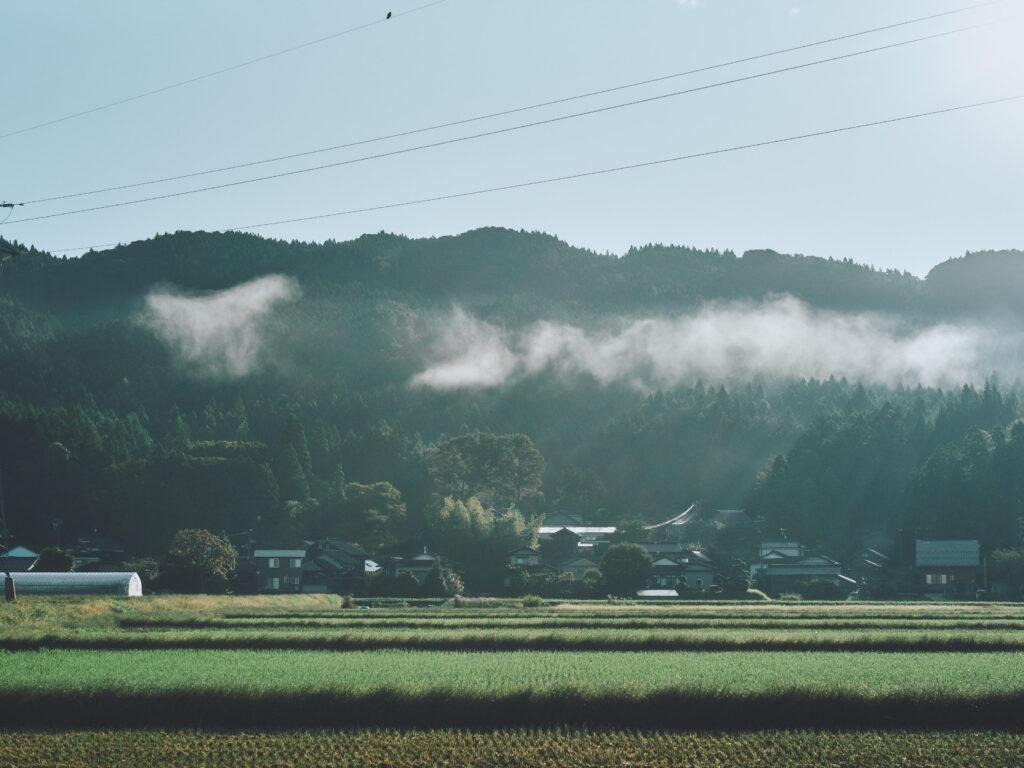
7, 572, 143, 597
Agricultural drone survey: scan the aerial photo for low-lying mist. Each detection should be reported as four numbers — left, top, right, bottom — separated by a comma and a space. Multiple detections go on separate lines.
142, 275, 300, 378
412, 298, 1020, 391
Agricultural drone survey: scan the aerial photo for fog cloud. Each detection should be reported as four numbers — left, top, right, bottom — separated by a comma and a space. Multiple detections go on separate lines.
412, 297, 1016, 391
144, 275, 299, 378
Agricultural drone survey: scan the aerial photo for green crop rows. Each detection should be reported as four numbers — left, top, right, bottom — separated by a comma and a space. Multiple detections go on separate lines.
2, 730, 1023, 768
3, 597, 1024, 764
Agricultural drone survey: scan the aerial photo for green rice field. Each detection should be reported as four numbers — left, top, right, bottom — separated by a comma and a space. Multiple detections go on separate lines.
2, 730, 1023, 768
2, 595, 1024, 765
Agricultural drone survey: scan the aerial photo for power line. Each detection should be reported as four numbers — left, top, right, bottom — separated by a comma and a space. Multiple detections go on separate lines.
13, 0, 1001, 207
2, 22, 992, 226
0, 0, 449, 142
47, 94, 1023, 255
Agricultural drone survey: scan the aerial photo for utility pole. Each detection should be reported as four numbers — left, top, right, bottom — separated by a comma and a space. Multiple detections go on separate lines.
0, 469, 10, 548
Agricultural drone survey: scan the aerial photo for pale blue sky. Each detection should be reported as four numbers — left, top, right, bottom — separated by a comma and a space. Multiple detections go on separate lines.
2, 0, 1022, 275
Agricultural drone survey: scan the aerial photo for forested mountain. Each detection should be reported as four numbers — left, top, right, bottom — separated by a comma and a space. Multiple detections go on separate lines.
0, 228, 1022, 567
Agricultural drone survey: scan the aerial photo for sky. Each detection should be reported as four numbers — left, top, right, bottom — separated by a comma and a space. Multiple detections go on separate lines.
2, 0, 1022, 276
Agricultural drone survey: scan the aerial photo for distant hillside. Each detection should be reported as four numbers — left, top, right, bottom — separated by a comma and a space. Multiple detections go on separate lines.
0, 228, 1020, 563
5, 229, 1020, 324
926, 250, 1024, 316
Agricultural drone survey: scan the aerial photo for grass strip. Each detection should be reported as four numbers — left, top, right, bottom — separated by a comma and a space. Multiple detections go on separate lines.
121, 617, 1024, 631
3, 648, 1022, 730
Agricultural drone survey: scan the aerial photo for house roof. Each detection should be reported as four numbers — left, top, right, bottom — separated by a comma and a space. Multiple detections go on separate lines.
2, 546, 38, 559
385, 548, 453, 568
915, 539, 980, 568
652, 557, 683, 567
637, 589, 679, 598
509, 547, 540, 556
757, 552, 839, 567
688, 549, 714, 565
641, 542, 687, 555
713, 509, 757, 528
544, 512, 584, 527
304, 554, 349, 572
253, 549, 306, 559
559, 557, 599, 568
312, 539, 369, 558
538, 526, 616, 536
800, 555, 841, 566
643, 503, 695, 531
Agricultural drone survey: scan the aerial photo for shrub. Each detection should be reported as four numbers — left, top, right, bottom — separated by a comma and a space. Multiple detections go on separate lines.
521, 595, 543, 608
392, 573, 421, 597
419, 566, 451, 598
722, 560, 752, 598
341, 595, 356, 609
160, 529, 237, 594
447, 572, 465, 596
34, 548, 73, 572
601, 544, 653, 596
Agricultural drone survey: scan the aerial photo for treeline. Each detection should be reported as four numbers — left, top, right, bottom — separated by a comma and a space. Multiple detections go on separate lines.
1, 377, 1020, 570
748, 383, 1024, 558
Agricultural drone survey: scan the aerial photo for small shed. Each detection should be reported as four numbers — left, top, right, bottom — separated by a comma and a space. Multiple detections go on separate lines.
9, 571, 142, 597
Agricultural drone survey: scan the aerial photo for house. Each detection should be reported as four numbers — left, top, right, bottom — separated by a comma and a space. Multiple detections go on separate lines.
640, 542, 690, 558
642, 504, 696, 534
557, 556, 600, 582
538, 525, 617, 561
0, 545, 39, 572
537, 524, 617, 546
508, 547, 542, 568
7, 571, 142, 597
847, 547, 892, 585
540, 527, 583, 563
543, 512, 584, 528
914, 539, 980, 599
300, 539, 375, 594
306, 539, 372, 573
711, 509, 759, 531
503, 546, 559, 589
750, 540, 857, 595
300, 554, 351, 594
643, 545, 716, 592
381, 548, 456, 584
70, 535, 127, 572
252, 548, 305, 593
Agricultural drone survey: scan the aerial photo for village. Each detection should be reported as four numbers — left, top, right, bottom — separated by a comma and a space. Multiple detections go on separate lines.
0, 506, 995, 602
